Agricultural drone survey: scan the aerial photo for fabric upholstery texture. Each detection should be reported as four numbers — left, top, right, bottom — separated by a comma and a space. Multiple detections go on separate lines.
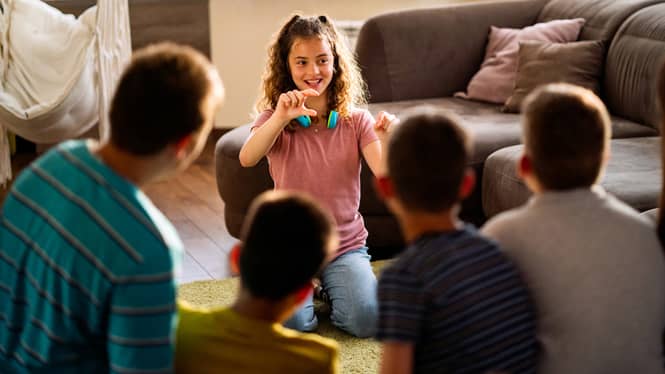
642, 208, 659, 222
0, 0, 131, 184
537, 0, 665, 42
215, 124, 273, 237
604, 3, 665, 130
482, 137, 662, 217
504, 40, 606, 113
367, 97, 657, 166
355, 0, 546, 103
456, 18, 585, 105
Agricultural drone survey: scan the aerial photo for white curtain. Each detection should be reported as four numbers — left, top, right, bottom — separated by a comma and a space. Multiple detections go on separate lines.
0, 0, 131, 184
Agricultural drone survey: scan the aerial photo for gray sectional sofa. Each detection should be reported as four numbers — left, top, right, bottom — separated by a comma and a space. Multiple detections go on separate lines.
215, 0, 665, 248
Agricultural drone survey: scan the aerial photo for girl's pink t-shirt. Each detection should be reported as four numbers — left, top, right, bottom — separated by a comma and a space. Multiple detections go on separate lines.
252, 108, 379, 256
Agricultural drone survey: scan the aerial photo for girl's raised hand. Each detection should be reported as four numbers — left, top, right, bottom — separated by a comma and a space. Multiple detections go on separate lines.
275, 89, 319, 122
374, 111, 399, 143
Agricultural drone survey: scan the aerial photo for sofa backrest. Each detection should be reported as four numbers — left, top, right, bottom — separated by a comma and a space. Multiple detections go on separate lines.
537, 0, 665, 131
355, 0, 546, 103
537, 0, 664, 42
604, 3, 665, 131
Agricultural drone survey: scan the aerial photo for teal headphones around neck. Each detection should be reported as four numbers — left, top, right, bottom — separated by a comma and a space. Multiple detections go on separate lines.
296, 110, 338, 129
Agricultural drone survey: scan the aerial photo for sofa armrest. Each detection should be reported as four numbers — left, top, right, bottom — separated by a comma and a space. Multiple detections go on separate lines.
355, 0, 546, 103
215, 124, 274, 237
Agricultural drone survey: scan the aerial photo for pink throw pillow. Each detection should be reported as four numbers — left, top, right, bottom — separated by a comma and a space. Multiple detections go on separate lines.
455, 18, 585, 104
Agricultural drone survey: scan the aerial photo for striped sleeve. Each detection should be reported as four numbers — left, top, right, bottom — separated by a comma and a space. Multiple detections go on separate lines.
376, 266, 425, 343
107, 274, 177, 374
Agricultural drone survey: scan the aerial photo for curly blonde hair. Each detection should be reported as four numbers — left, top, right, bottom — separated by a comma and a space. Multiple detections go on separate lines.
256, 14, 367, 126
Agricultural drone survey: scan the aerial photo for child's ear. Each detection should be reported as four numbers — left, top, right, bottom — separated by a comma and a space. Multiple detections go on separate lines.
229, 243, 242, 276
517, 153, 532, 180
293, 284, 313, 305
374, 176, 395, 201
174, 134, 193, 159
458, 168, 475, 199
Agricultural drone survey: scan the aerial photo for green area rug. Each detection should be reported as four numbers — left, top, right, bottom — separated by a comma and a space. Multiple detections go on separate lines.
178, 260, 392, 373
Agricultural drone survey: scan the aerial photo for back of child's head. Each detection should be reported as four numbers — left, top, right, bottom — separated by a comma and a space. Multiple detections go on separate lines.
257, 14, 366, 118
522, 83, 611, 190
239, 190, 336, 301
110, 42, 223, 155
387, 107, 471, 213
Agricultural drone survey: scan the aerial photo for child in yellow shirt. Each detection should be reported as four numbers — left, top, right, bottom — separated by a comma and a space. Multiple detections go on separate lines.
176, 190, 340, 373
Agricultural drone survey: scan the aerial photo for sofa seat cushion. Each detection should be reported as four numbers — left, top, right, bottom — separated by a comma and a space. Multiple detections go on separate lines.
368, 97, 657, 167
482, 137, 662, 218
370, 97, 519, 166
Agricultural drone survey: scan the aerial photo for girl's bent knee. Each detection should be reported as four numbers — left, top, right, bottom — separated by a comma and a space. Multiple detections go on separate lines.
333, 300, 378, 338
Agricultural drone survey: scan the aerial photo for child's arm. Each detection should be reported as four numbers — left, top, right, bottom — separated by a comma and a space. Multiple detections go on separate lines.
239, 89, 319, 167
362, 111, 397, 177
380, 342, 414, 374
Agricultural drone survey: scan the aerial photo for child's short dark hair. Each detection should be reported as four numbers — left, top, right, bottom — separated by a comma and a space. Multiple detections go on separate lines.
522, 83, 611, 190
387, 107, 471, 213
239, 190, 336, 300
110, 42, 219, 155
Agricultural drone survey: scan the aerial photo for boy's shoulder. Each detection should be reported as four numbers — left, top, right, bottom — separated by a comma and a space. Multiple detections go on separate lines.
175, 304, 338, 373
178, 301, 338, 352
240, 313, 339, 371
485, 187, 653, 235
482, 204, 531, 235
385, 226, 503, 279
31, 139, 87, 168
277, 324, 339, 353
379, 226, 531, 324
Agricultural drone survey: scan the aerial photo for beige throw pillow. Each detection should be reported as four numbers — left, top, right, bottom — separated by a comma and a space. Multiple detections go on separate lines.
455, 18, 585, 104
503, 40, 605, 113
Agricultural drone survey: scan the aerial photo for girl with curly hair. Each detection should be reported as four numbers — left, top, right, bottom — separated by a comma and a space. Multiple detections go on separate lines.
239, 14, 396, 338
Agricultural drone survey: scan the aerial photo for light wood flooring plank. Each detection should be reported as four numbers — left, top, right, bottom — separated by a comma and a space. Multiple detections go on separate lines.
144, 134, 237, 283
169, 219, 204, 240
182, 236, 231, 280
178, 251, 211, 284
176, 195, 237, 254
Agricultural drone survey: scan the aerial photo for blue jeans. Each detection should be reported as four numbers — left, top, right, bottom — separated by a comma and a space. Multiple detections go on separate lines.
284, 247, 378, 338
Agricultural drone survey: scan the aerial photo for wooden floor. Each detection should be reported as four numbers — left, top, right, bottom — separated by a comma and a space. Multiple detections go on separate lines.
144, 132, 236, 284
4, 131, 236, 284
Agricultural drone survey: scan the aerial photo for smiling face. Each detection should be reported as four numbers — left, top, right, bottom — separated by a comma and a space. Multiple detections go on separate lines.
288, 36, 335, 96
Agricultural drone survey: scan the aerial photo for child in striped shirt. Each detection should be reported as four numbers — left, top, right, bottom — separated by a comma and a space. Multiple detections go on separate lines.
374, 107, 538, 374
0, 42, 224, 373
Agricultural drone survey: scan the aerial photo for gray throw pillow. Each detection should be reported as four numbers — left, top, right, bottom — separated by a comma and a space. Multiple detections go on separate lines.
503, 40, 605, 113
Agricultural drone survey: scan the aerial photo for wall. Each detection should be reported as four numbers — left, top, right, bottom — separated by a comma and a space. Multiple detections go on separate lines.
209, 0, 478, 128
46, 1, 210, 55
